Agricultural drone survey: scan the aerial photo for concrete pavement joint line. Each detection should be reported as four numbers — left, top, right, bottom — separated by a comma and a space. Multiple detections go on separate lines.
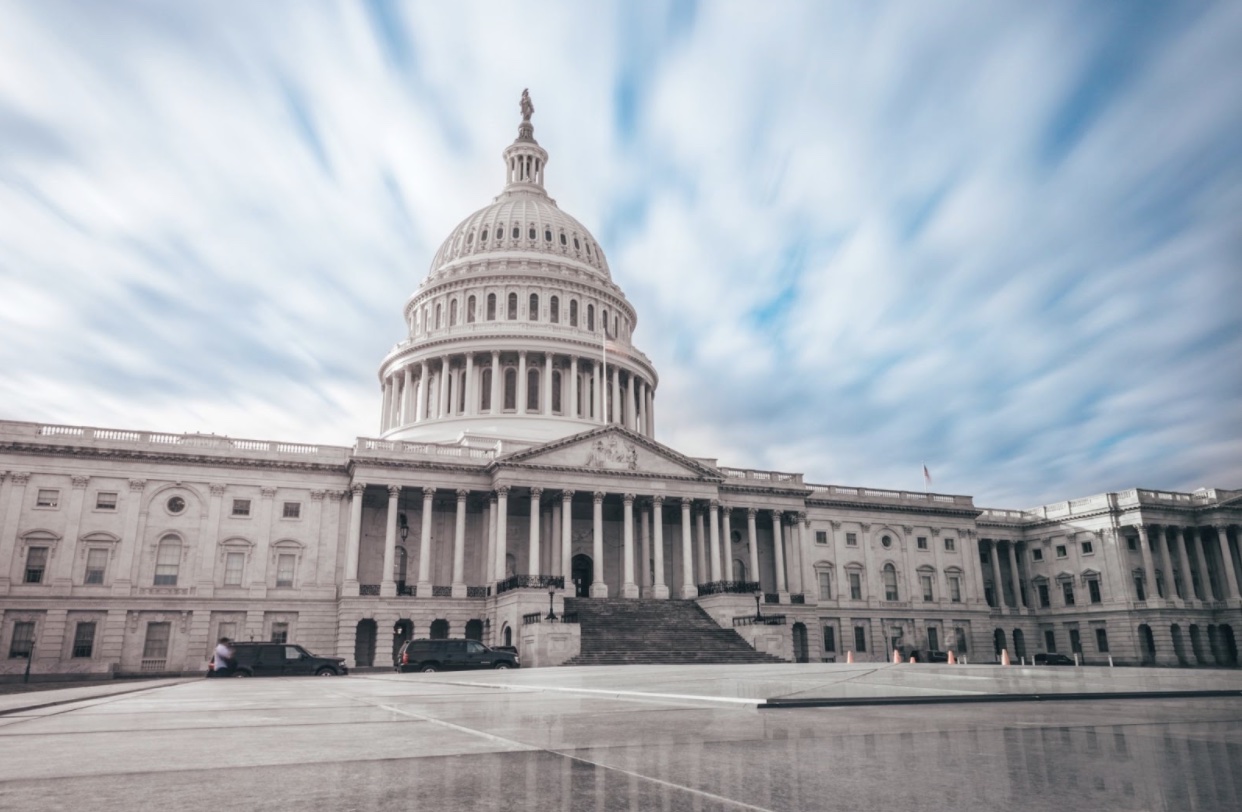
0, 680, 193, 719
429, 679, 764, 707
336, 691, 777, 812
758, 688, 1242, 709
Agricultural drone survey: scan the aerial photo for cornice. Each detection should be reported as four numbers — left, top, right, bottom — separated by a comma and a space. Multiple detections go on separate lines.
1, 442, 351, 475
805, 496, 982, 519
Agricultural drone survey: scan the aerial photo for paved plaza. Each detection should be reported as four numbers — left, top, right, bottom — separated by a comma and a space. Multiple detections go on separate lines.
1, 664, 1240, 811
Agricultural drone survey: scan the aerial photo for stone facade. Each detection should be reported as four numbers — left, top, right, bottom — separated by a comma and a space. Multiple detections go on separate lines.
2, 98, 1239, 677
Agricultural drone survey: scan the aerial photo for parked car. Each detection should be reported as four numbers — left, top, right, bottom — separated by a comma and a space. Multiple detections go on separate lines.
225, 643, 348, 677
908, 649, 950, 663
1034, 652, 1076, 666
396, 639, 519, 673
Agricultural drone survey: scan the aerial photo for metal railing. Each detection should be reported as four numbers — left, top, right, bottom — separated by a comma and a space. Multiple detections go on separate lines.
764, 593, 780, 604
359, 584, 380, 596
522, 612, 580, 625
431, 585, 453, 597
733, 615, 786, 626
496, 574, 565, 594
697, 580, 761, 596
790, 594, 806, 604
139, 658, 167, 672
466, 586, 490, 598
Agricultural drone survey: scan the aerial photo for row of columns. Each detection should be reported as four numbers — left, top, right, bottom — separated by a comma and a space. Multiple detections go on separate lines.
379, 352, 655, 436
1134, 524, 1241, 603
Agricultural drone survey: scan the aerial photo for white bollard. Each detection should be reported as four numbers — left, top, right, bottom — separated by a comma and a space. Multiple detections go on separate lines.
1074, 652, 1080, 666
1108, 655, 1114, 668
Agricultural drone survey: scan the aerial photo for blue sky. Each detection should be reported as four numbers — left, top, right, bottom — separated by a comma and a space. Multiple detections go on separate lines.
0, 1, 1239, 508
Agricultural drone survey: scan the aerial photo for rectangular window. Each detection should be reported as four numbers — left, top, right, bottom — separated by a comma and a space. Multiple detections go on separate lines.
154, 543, 180, 586
845, 532, 858, 547
955, 627, 968, 654
95, 492, 118, 510
944, 538, 956, 551
1069, 629, 1082, 654
1044, 630, 1057, 653
917, 536, 928, 550
282, 502, 301, 519
921, 575, 934, 602
1127, 537, 1138, 551
848, 572, 862, 600
818, 570, 832, 600
72, 622, 96, 658
270, 622, 289, 645
142, 622, 171, 659
231, 499, 251, 517
1056, 545, 1067, 558
815, 530, 828, 545
1081, 541, 1094, 555
927, 627, 939, 652
1038, 583, 1050, 608
949, 576, 961, 603
980, 550, 990, 564
1032, 548, 1044, 561
9, 622, 35, 658
853, 626, 867, 653
1088, 580, 1101, 604
35, 489, 59, 508
822, 626, 836, 653
24, 547, 49, 584
1134, 577, 1146, 601
1062, 582, 1075, 606
1095, 628, 1109, 652
276, 554, 296, 588
223, 552, 245, 586
84, 549, 108, 584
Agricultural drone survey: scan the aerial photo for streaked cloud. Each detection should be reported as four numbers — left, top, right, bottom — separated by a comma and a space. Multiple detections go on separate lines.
0, 0, 1238, 508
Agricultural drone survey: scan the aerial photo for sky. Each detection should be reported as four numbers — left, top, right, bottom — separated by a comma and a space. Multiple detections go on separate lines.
1, 1, 1239, 509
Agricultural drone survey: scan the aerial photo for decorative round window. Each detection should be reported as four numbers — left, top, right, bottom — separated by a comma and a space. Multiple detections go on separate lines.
881, 535, 892, 548
167, 496, 186, 514
480, 228, 489, 241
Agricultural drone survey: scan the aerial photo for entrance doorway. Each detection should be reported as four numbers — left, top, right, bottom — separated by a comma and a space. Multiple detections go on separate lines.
1221, 625, 1238, 666
465, 619, 483, 642
354, 619, 377, 667
792, 623, 809, 663
993, 628, 1007, 659
1012, 629, 1026, 660
392, 619, 413, 666
572, 554, 593, 598
430, 619, 449, 640
1138, 624, 1156, 665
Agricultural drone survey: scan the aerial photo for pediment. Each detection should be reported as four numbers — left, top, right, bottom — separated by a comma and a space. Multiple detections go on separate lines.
494, 426, 721, 481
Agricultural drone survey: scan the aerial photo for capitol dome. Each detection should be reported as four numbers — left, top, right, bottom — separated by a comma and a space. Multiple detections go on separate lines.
375, 92, 658, 449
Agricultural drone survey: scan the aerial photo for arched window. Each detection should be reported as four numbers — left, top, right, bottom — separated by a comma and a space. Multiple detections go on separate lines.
154, 536, 181, 586
435, 303, 442, 329
457, 369, 467, 413
527, 368, 540, 411
528, 225, 536, 240
817, 566, 834, 600
550, 296, 559, 323
529, 293, 539, 321
587, 304, 595, 331
569, 299, 578, 327
414, 309, 421, 335
552, 370, 562, 413
507, 293, 518, 320
445, 373, 454, 416
882, 564, 899, 601
512, 225, 520, 240
466, 295, 476, 323
480, 368, 492, 411
602, 308, 609, 335
486, 293, 496, 321
614, 314, 619, 336
503, 368, 517, 410
449, 299, 458, 327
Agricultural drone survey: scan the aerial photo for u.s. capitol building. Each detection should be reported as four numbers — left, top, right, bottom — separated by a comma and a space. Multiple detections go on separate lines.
2, 98, 1239, 677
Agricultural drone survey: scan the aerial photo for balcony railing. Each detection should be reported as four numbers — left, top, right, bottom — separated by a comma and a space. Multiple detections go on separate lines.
733, 615, 786, 626
466, 586, 490, 598
697, 580, 761, 596
522, 612, 579, 625
139, 658, 167, 672
496, 574, 565, 594
789, 594, 806, 605
360, 584, 380, 596
431, 585, 453, 597
764, 593, 780, 604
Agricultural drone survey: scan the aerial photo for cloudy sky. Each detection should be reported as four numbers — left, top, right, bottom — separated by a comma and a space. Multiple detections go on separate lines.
1, 1, 1239, 508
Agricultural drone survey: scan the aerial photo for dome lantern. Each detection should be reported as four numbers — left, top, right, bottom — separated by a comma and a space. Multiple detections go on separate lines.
502, 89, 549, 192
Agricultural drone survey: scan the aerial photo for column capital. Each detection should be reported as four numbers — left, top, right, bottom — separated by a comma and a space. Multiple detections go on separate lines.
422, 486, 436, 498
128, 478, 147, 492
561, 489, 575, 503
801, 512, 810, 526
496, 485, 511, 497
456, 488, 469, 500
387, 485, 401, 499
681, 496, 693, 508
651, 494, 665, 506
260, 487, 277, 499
327, 489, 346, 500
70, 475, 90, 489
593, 491, 605, 504
623, 493, 635, 504
747, 507, 758, 518
830, 519, 840, 529
1137, 524, 1149, 539
709, 499, 720, 509
530, 487, 543, 500
349, 482, 366, 495
310, 490, 326, 501
210, 483, 227, 496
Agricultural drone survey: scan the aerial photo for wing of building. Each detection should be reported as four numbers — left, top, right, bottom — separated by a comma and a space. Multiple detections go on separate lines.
2, 99, 1239, 677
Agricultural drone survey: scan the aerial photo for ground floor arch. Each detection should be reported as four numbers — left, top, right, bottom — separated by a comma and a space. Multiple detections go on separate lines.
430, 619, 449, 639
354, 619, 377, 667
572, 554, 593, 598
1012, 628, 1026, 660
993, 628, 1007, 658
792, 622, 808, 663
393, 618, 414, 665
1138, 624, 1156, 665
465, 619, 484, 641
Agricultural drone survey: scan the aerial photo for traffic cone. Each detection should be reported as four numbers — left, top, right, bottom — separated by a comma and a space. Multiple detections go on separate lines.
1001, 648, 1011, 666
846, 650, 854, 664
893, 648, 903, 664
947, 650, 956, 665
909, 654, 917, 664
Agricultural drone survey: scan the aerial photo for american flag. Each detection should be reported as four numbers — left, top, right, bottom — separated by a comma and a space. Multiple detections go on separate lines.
923, 464, 932, 489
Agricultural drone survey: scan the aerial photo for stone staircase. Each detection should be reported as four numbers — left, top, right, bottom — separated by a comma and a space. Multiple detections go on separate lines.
559, 597, 786, 666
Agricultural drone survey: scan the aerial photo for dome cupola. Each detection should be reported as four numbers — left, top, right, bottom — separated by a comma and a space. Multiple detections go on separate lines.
375, 92, 658, 450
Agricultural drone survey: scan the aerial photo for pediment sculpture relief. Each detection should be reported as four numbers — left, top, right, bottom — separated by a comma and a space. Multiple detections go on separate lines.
585, 437, 639, 471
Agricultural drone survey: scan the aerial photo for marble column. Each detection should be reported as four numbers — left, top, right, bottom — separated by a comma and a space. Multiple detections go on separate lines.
622, 493, 638, 598
652, 496, 669, 599
1006, 542, 1022, 609
517, 351, 528, 414
708, 501, 722, 582
381, 485, 400, 597
1185, 526, 1207, 599
637, 380, 647, 435
694, 507, 707, 584
494, 487, 509, 583
647, 387, 655, 437
417, 487, 434, 594
626, 374, 636, 430
416, 361, 428, 422
197, 484, 226, 588
569, 357, 580, 419
1215, 525, 1239, 599
1137, 525, 1157, 600
1171, 526, 1192, 601
590, 492, 607, 597
722, 508, 735, 582
490, 351, 500, 414
679, 498, 695, 599
966, 531, 987, 604
528, 488, 542, 576
380, 378, 392, 431
989, 540, 1005, 607
50, 476, 89, 586
464, 354, 475, 416
437, 357, 450, 418
611, 367, 622, 424
773, 511, 788, 595
544, 354, 553, 416
560, 491, 573, 581
746, 508, 759, 589
451, 489, 467, 597
342, 483, 364, 594
640, 502, 652, 595
593, 360, 603, 423
400, 367, 413, 425
485, 493, 496, 590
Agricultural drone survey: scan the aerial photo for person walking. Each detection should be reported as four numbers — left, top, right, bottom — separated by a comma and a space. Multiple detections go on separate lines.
211, 637, 235, 677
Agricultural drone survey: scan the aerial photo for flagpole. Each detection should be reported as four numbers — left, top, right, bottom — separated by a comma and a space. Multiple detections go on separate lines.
601, 324, 608, 424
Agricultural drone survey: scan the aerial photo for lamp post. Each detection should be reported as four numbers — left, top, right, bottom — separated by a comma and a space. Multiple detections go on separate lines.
753, 590, 763, 622
546, 588, 557, 621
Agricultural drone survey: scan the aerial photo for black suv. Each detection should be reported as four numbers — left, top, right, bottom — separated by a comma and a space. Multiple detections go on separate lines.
396, 639, 519, 673
227, 643, 348, 677
1034, 652, 1076, 666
